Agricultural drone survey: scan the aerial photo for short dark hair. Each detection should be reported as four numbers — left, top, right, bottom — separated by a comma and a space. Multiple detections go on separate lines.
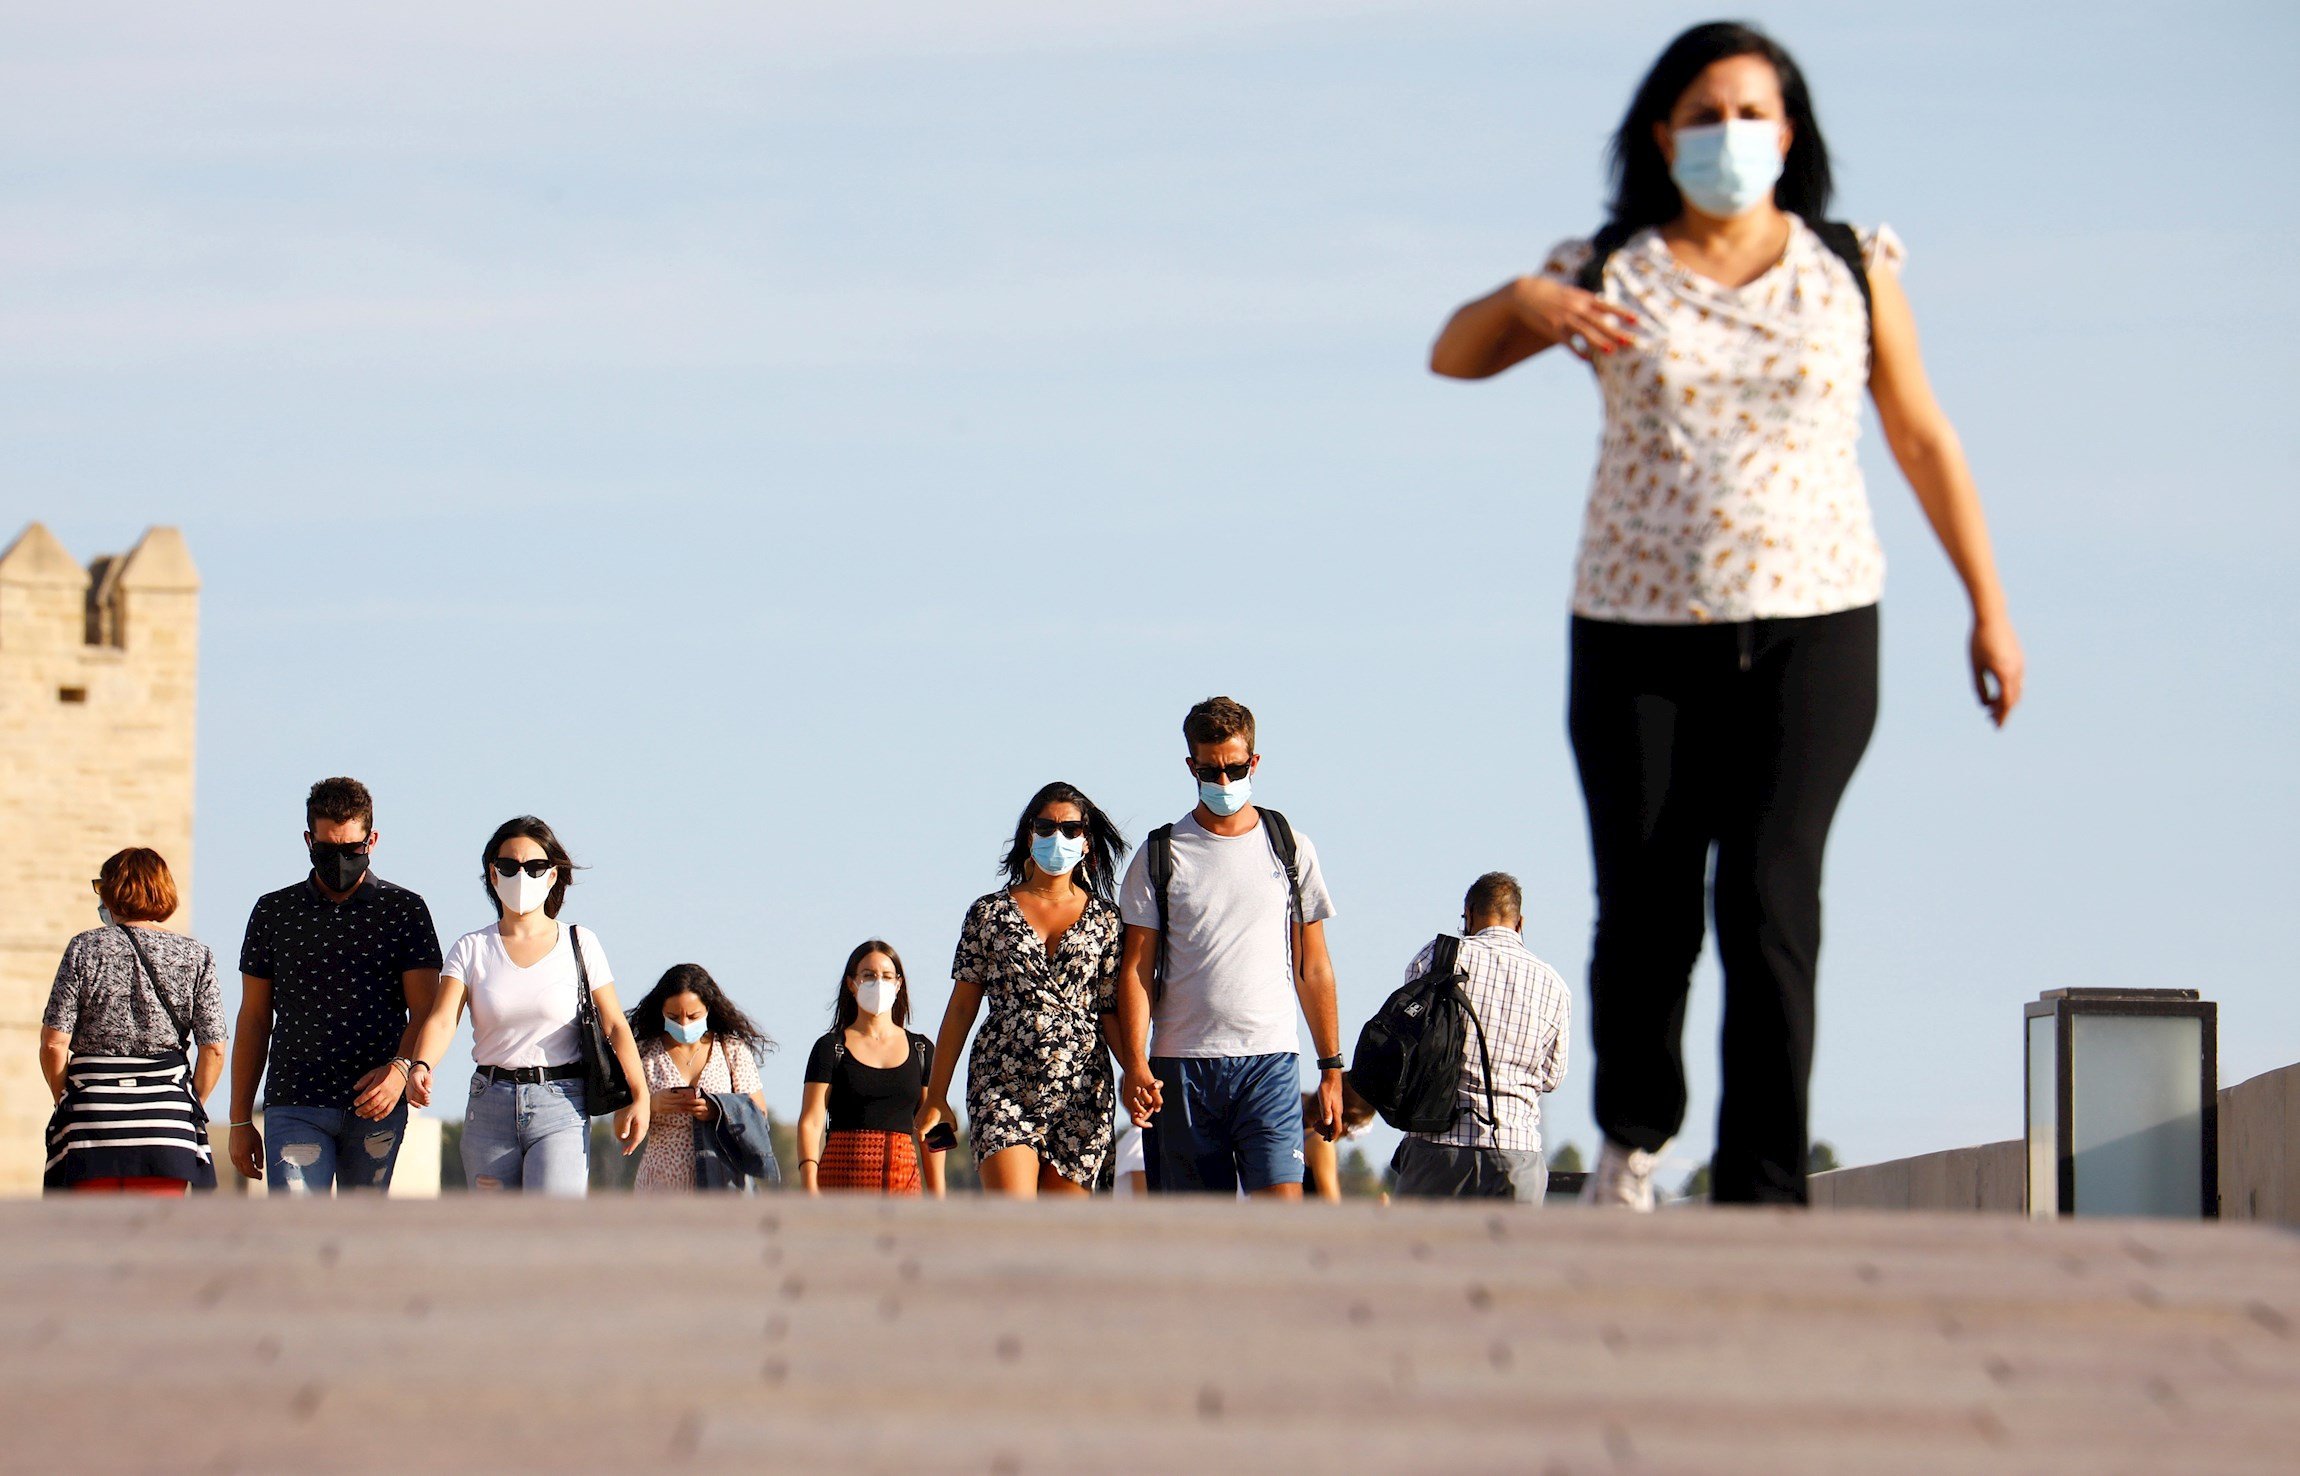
99, 847, 179, 923
834, 939, 910, 1031
306, 776, 374, 836
1604, 21, 1833, 231
481, 815, 578, 919
1464, 871, 1523, 926
1184, 696, 1256, 753
1000, 781, 1129, 904
627, 963, 775, 1055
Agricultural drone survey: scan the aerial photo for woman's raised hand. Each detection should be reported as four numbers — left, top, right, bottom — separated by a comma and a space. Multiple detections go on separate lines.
914, 1097, 952, 1139
1511, 275, 1640, 359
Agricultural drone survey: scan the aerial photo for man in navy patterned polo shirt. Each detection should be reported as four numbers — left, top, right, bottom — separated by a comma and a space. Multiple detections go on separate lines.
226, 777, 443, 1193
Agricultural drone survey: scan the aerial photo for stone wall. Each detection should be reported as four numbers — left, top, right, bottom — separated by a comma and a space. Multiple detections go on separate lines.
0, 523, 199, 1196
1811, 1059, 2300, 1223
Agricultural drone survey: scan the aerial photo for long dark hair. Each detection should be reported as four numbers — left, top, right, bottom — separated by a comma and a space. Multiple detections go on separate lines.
1604, 21, 1833, 230
832, 939, 910, 1033
999, 781, 1128, 904
627, 963, 776, 1055
481, 815, 579, 919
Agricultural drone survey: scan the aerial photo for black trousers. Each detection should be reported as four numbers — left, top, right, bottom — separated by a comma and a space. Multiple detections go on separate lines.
1568, 605, 1878, 1204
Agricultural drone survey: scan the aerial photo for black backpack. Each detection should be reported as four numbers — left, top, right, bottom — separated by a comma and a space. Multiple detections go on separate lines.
1575, 217, 1874, 360
1145, 808, 1302, 1001
1348, 934, 1497, 1136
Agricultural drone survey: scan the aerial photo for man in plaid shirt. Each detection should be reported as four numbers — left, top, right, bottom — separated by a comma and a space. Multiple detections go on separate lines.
1389, 872, 1570, 1203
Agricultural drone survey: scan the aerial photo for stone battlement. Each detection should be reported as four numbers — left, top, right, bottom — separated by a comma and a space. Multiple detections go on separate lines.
0, 522, 200, 1196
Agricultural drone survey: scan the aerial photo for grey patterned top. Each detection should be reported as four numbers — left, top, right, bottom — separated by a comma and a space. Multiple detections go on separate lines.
43, 926, 226, 1056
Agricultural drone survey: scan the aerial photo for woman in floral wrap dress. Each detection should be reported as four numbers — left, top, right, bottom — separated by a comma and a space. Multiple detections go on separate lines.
919, 782, 1128, 1197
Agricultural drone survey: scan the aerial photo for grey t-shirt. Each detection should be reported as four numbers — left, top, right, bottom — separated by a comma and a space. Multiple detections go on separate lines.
44, 925, 226, 1056
1118, 809, 1336, 1058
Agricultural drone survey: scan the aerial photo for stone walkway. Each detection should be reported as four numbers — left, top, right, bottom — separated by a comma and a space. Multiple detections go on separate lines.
2, 1197, 2294, 1473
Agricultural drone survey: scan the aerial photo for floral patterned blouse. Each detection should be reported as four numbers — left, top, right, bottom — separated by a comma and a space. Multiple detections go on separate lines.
1540, 215, 1905, 624
951, 889, 1121, 1186
633, 1033, 761, 1193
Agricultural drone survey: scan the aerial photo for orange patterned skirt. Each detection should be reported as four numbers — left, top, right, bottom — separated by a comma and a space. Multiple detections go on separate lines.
818, 1129, 920, 1195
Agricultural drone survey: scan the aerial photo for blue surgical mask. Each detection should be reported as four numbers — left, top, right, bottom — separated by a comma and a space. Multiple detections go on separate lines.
97, 904, 115, 928
663, 1014, 708, 1045
1669, 119, 1784, 218
1031, 832, 1086, 876
1198, 775, 1252, 816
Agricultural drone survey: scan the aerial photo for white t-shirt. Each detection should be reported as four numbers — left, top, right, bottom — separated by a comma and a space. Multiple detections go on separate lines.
441, 921, 615, 1069
1117, 809, 1336, 1059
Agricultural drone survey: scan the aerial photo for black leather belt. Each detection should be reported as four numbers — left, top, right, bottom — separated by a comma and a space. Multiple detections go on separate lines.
478, 1062, 584, 1085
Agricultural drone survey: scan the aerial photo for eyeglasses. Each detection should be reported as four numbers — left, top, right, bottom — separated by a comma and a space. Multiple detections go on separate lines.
1191, 760, 1252, 783
854, 973, 902, 985
1029, 818, 1087, 839
489, 857, 556, 879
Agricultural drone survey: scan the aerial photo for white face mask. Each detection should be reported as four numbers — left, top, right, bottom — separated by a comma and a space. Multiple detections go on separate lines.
494, 867, 555, 916
853, 976, 900, 1017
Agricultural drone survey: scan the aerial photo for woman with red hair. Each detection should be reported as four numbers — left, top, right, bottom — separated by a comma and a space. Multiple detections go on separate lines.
39, 848, 225, 1194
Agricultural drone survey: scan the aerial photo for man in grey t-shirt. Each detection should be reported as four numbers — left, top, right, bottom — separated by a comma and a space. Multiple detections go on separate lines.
1116, 695, 1345, 1197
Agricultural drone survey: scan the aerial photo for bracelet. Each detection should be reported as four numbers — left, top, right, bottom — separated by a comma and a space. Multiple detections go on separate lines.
798, 1159, 819, 1168
229, 1120, 253, 1128
389, 1057, 413, 1076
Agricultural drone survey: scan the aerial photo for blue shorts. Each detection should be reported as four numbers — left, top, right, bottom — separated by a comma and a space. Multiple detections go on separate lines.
1144, 1053, 1304, 1194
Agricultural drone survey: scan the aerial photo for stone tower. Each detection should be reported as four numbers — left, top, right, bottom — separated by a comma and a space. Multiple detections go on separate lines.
0, 523, 199, 1196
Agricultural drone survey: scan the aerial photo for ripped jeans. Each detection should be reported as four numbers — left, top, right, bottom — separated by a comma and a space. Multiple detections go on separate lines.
266, 1100, 409, 1194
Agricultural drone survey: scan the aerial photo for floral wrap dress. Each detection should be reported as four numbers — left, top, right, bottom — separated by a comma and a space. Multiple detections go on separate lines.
952, 889, 1121, 1185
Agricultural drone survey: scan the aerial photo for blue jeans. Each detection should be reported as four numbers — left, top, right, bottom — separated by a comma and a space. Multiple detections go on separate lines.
1144, 1053, 1305, 1194
462, 1074, 590, 1196
266, 1100, 409, 1195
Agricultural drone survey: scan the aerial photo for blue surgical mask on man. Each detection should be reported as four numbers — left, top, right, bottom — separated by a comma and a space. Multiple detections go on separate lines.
1198, 775, 1253, 816
1031, 831, 1086, 876
1669, 119, 1784, 218
664, 1014, 708, 1045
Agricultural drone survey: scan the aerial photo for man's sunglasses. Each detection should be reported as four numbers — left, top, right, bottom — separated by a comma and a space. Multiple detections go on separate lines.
1191, 760, 1252, 783
489, 857, 556, 879
1029, 819, 1088, 839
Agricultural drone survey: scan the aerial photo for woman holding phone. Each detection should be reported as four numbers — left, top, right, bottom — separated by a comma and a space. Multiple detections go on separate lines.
797, 941, 944, 1196
408, 815, 647, 1196
1430, 22, 2022, 1207
918, 782, 1127, 1198
628, 963, 773, 1193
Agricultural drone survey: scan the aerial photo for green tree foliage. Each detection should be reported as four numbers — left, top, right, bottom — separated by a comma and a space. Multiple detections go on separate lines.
1806, 1139, 1840, 1175
1548, 1141, 1585, 1174
1337, 1146, 1380, 1198
1678, 1161, 1711, 1200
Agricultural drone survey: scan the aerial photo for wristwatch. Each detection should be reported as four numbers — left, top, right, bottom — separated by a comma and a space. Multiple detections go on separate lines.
1315, 1054, 1346, 1072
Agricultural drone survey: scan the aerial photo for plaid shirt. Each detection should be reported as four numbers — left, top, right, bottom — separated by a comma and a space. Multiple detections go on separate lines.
1403, 927, 1570, 1153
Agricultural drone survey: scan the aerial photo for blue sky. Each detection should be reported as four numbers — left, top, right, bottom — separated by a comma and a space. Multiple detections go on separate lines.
9, 1, 2295, 1183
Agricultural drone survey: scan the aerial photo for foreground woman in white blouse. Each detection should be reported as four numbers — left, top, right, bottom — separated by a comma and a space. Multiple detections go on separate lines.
407, 815, 648, 1195
1432, 22, 2023, 1210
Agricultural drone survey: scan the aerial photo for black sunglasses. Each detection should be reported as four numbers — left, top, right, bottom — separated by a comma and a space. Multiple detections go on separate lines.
489, 857, 556, 879
1191, 760, 1252, 783
1029, 818, 1088, 839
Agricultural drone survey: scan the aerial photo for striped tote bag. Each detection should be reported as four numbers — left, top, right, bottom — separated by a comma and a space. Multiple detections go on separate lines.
42, 930, 215, 1192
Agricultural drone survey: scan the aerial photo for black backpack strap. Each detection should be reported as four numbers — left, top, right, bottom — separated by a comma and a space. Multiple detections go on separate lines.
1572, 220, 1640, 296
1428, 933, 1500, 1129
1257, 808, 1305, 984
1810, 220, 1873, 320
1146, 823, 1175, 1003
117, 926, 194, 1057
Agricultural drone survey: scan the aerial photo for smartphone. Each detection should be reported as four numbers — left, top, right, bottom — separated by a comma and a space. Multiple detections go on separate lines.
922, 1122, 958, 1153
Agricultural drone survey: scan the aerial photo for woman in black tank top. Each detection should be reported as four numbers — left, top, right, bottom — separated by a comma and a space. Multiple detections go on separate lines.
796, 940, 943, 1195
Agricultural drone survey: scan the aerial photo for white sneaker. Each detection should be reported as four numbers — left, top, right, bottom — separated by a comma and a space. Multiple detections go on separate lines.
1582, 1137, 1665, 1211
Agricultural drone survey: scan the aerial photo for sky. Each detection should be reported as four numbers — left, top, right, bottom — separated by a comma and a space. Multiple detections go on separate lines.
7, 0, 2296, 1186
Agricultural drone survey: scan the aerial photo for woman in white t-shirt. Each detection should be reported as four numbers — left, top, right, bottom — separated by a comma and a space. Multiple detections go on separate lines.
1430, 23, 2023, 1210
407, 815, 648, 1195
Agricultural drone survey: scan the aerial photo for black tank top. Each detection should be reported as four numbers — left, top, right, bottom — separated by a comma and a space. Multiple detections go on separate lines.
804, 1029, 931, 1133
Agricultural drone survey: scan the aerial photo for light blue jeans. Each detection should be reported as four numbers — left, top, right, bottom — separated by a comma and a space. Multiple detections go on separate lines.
462, 1074, 589, 1196
267, 1100, 409, 1195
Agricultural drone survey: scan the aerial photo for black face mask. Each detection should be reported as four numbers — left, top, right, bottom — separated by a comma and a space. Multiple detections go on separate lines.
311, 843, 370, 894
